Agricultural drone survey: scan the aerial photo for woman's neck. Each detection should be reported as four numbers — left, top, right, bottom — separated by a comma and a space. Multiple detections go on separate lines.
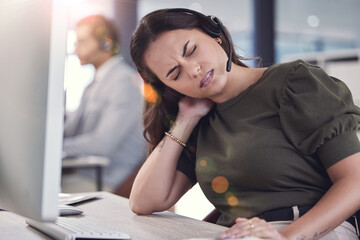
211, 65, 267, 103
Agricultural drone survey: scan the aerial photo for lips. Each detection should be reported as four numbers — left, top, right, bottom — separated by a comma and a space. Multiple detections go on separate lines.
200, 69, 214, 88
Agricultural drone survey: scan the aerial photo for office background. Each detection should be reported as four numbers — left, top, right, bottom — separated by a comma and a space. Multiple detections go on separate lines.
62, 0, 360, 220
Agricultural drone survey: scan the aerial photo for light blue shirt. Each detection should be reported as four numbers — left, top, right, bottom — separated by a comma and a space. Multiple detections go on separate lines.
63, 56, 145, 188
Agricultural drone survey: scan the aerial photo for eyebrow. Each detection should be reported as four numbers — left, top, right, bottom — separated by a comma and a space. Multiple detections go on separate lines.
182, 40, 189, 57
166, 40, 190, 78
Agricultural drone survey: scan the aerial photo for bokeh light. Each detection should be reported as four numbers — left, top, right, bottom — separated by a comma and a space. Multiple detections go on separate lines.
164, 114, 176, 129
189, 145, 196, 153
224, 192, 239, 206
211, 176, 229, 194
307, 15, 320, 28
197, 156, 216, 175
200, 159, 207, 167
143, 82, 159, 104
227, 196, 239, 206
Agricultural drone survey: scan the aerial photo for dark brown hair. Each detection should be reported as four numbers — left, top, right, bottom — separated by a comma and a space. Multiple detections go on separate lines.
130, 8, 249, 155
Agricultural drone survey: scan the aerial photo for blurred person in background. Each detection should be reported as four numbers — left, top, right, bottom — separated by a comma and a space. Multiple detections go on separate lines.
63, 15, 145, 196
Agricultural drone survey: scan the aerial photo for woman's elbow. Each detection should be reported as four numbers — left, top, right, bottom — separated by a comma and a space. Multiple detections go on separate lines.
129, 202, 152, 215
129, 194, 154, 215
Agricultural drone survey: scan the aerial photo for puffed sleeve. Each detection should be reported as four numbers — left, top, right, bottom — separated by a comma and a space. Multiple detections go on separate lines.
279, 60, 360, 168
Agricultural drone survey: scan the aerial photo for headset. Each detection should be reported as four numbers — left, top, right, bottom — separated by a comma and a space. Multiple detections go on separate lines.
165, 8, 233, 72
101, 36, 113, 51
100, 34, 119, 55
95, 22, 119, 54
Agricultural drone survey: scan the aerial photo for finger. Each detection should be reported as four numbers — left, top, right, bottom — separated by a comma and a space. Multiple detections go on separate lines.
231, 218, 263, 237
220, 219, 257, 239
229, 228, 252, 238
247, 220, 283, 239
219, 219, 248, 238
235, 217, 247, 223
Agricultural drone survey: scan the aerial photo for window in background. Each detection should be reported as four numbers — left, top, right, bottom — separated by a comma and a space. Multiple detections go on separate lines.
276, 0, 360, 63
276, 0, 360, 148
64, 30, 95, 112
138, 0, 254, 220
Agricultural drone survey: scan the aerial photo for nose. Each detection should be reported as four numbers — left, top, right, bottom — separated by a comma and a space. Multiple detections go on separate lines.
184, 61, 201, 79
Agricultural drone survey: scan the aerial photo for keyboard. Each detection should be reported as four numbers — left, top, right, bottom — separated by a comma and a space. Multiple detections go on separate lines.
26, 216, 131, 240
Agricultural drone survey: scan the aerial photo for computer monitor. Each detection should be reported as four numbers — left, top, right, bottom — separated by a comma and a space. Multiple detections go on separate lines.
0, 0, 67, 222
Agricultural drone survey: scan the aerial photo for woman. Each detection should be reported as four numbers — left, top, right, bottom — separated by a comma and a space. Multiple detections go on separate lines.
129, 8, 360, 240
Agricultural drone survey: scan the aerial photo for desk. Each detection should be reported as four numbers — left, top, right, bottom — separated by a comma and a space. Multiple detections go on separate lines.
0, 192, 228, 240
62, 156, 110, 191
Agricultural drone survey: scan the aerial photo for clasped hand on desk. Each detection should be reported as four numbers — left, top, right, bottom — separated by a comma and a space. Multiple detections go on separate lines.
220, 217, 285, 240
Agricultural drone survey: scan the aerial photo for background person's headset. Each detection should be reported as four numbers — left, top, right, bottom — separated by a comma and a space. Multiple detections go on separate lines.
101, 36, 113, 51
101, 35, 120, 55
144, 8, 233, 103
95, 24, 119, 55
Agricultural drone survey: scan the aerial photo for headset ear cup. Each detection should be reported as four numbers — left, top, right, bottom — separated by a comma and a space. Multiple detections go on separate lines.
202, 16, 222, 38
204, 15, 233, 72
102, 37, 112, 51
102, 42, 110, 51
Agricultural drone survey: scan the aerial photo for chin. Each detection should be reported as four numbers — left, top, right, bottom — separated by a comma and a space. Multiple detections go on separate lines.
211, 77, 226, 92
207, 82, 226, 101
79, 60, 88, 66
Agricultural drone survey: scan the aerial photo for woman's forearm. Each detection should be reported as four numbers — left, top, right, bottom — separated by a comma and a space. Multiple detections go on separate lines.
129, 115, 200, 214
281, 154, 360, 239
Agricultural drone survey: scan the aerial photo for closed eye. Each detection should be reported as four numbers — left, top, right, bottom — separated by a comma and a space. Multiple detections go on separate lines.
186, 45, 197, 57
172, 45, 196, 80
167, 41, 197, 81
166, 65, 177, 78
173, 68, 181, 80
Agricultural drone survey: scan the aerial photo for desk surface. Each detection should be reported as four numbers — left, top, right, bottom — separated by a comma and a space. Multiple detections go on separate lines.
62, 156, 110, 168
0, 192, 228, 240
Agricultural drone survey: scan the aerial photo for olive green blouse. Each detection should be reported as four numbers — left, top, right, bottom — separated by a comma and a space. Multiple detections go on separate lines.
176, 60, 360, 226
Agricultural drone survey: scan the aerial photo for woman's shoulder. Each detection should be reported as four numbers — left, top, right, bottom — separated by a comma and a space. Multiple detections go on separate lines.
268, 59, 314, 73
262, 59, 323, 87
256, 60, 305, 87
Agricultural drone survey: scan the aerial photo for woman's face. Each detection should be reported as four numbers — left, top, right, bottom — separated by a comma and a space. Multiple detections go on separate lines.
144, 29, 229, 99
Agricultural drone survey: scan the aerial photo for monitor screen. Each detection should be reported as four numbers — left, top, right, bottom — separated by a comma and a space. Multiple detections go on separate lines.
0, 0, 67, 222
